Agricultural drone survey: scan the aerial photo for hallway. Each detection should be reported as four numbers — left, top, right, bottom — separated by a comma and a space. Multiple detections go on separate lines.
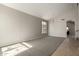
52, 38, 79, 56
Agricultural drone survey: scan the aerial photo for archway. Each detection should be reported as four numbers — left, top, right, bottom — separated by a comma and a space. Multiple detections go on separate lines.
66, 21, 75, 39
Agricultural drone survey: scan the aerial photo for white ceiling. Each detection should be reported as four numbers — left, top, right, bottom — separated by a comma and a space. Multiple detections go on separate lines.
2, 3, 77, 20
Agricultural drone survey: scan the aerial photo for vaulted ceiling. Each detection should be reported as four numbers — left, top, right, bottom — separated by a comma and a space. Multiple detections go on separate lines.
2, 3, 77, 20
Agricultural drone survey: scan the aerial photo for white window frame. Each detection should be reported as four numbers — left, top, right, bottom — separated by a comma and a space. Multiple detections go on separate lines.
42, 20, 48, 34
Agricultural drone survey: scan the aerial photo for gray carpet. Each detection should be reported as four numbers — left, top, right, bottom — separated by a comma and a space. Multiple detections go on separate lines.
16, 36, 65, 56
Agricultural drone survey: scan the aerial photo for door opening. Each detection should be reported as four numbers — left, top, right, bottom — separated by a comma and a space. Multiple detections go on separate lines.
66, 21, 75, 39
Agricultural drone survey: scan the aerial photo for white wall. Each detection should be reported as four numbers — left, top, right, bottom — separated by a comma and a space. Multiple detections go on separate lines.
3, 3, 77, 38
77, 5, 79, 38
0, 5, 45, 47
49, 19, 66, 37
75, 4, 79, 38
48, 4, 78, 38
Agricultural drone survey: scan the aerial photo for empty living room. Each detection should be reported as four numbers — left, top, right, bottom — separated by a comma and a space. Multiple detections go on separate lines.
0, 0, 79, 59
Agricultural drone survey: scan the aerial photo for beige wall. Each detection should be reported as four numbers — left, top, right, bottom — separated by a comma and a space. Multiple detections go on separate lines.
0, 4, 47, 47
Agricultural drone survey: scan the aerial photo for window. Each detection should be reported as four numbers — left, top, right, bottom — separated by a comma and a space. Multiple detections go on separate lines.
42, 21, 48, 34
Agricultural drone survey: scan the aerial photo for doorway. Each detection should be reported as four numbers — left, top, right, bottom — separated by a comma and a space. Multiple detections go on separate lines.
66, 21, 75, 39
